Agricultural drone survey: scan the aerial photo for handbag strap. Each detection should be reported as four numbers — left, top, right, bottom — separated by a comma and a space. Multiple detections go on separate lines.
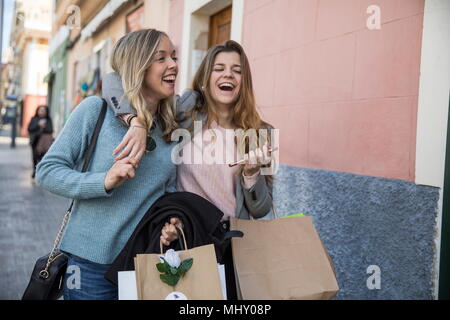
40, 99, 107, 279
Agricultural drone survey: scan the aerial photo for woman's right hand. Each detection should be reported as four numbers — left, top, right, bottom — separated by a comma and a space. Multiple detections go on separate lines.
113, 116, 147, 164
160, 218, 182, 246
104, 157, 138, 191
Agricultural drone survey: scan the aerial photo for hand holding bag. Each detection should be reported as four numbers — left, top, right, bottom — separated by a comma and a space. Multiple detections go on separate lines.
21, 99, 107, 300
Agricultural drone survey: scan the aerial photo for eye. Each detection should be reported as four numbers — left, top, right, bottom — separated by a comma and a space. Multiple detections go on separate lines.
172, 57, 178, 62
154, 55, 165, 62
233, 69, 242, 74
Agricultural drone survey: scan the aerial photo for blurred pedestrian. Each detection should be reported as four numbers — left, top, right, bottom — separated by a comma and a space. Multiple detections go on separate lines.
28, 105, 53, 178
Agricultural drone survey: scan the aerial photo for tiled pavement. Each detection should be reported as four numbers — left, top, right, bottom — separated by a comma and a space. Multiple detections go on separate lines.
0, 135, 70, 299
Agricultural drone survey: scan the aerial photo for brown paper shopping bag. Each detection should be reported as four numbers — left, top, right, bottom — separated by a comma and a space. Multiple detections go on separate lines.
134, 243, 224, 300
230, 216, 339, 300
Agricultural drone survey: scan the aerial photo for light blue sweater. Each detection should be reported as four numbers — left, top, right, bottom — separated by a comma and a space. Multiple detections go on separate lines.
36, 96, 176, 264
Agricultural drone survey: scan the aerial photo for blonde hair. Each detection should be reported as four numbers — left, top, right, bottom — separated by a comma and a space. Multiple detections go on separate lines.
111, 29, 177, 142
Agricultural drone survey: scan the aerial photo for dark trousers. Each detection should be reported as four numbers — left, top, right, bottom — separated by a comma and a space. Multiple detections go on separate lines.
31, 146, 44, 174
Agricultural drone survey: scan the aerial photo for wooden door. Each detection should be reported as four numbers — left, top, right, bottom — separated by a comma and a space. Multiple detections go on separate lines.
209, 6, 232, 48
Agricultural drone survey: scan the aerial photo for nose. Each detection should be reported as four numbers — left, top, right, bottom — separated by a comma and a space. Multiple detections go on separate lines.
168, 57, 178, 70
223, 68, 234, 78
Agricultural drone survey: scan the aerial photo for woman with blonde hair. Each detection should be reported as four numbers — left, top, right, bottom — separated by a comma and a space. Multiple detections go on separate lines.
105, 40, 275, 299
36, 29, 179, 300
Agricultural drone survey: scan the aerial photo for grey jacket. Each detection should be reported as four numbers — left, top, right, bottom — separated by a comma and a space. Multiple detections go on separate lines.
102, 72, 273, 219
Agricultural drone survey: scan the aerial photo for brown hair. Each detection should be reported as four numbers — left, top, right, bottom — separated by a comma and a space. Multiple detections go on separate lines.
190, 40, 274, 183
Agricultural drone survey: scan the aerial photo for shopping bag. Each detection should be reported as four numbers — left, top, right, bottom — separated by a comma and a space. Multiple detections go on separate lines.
134, 242, 224, 300
118, 271, 138, 300
118, 264, 226, 300
230, 216, 339, 300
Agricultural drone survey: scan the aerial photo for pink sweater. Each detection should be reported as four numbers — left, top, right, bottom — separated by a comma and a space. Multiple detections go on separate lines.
176, 123, 259, 221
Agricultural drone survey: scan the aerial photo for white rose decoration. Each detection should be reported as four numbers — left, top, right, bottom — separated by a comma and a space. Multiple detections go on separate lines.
160, 249, 181, 268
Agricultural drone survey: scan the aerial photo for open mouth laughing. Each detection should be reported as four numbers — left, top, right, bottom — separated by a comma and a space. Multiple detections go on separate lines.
162, 74, 176, 84
218, 82, 235, 92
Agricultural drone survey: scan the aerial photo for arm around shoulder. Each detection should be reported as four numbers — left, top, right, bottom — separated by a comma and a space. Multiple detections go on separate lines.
102, 72, 136, 117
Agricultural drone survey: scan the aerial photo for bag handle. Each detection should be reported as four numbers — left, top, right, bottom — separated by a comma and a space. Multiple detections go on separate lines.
39, 99, 108, 279
160, 226, 188, 254
272, 204, 279, 219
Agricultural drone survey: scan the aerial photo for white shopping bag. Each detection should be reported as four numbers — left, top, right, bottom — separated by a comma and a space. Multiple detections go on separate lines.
118, 271, 138, 300
217, 264, 227, 300
118, 265, 227, 300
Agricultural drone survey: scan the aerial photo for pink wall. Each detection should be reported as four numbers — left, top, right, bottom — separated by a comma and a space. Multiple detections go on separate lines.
167, 0, 184, 94
242, 0, 424, 181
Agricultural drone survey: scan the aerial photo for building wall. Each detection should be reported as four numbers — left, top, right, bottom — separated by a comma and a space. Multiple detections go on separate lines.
242, 0, 424, 182
22, 41, 49, 97
415, 0, 450, 188
48, 39, 68, 135
167, 0, 185, 94
143, 0, 170, 32
64, 0, 140, 130
415, 0, 450, 299
13, 0, 52, 137
239, 0, 442, 299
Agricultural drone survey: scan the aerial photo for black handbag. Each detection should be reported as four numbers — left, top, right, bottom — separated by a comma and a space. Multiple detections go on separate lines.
22, 99, 107, 300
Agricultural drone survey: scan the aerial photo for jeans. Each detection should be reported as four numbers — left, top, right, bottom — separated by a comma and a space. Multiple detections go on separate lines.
63, 253, 118, 300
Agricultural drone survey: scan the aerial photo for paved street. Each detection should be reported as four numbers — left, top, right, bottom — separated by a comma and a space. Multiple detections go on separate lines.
0, 133, 70, 300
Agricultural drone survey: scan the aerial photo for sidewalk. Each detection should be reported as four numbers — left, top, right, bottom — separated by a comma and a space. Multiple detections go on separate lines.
0, 135, 70, 299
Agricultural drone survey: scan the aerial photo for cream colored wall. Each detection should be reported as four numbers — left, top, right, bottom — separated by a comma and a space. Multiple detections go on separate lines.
415, 0, 450, 188
143, 0, 170, 32
22, 41, 49, 96
65, 1, 138, 107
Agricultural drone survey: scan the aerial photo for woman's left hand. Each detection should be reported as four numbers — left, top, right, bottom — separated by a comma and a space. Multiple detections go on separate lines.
113, 117, 147, 164
243, 144, 271, 176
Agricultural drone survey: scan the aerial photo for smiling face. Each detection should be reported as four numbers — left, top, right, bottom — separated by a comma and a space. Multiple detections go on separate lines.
143, 35, 178, 101
208, 51, 242, 109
